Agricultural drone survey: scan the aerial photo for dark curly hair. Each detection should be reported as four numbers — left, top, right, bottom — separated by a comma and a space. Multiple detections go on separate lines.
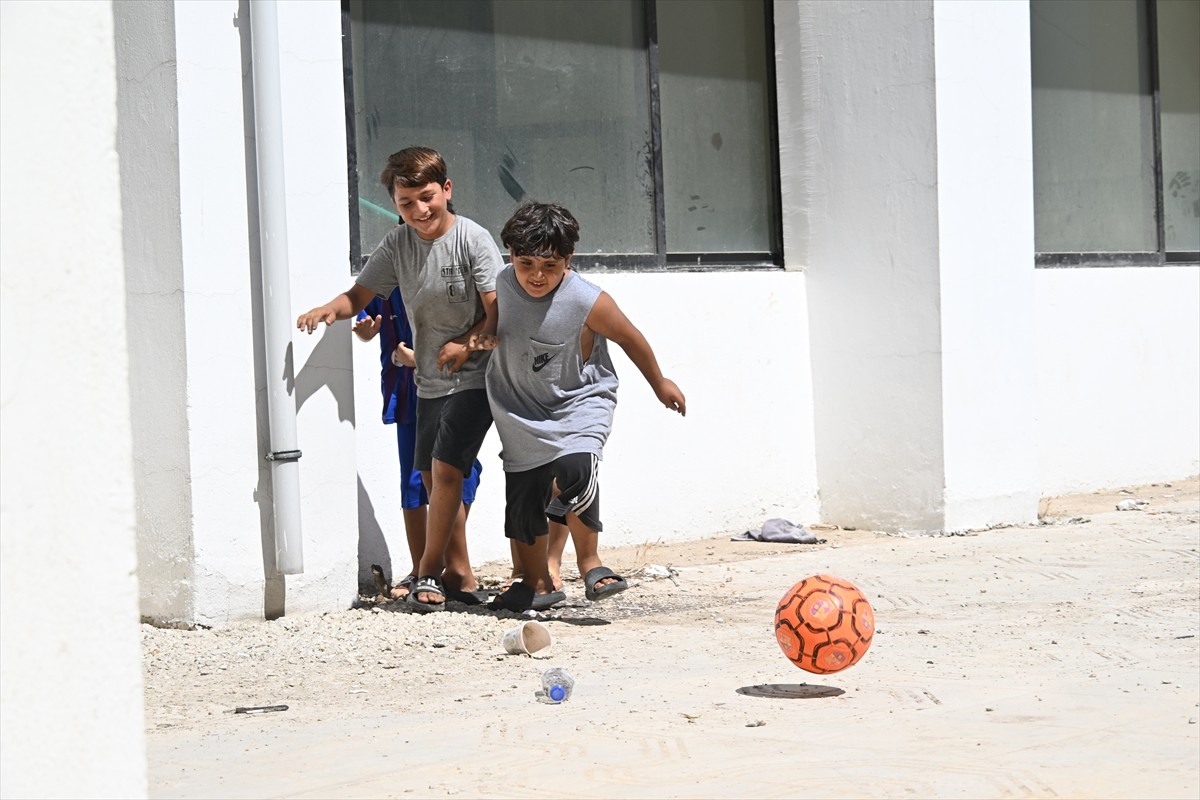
500, 201, 580, 258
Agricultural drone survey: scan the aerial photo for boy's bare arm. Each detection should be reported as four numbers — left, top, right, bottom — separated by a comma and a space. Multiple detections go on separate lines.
297, 284, 376, 334
466, 291, 500, 351
437, 290, 498, 372
585, 292, 686, 416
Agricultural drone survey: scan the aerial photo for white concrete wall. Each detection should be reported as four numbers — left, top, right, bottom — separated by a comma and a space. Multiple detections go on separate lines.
934, 0, 1040, 531
1035, 267, 1200, 494
0, 1, 148, 796
356, 271, 822, 580
126, 0, 359, 625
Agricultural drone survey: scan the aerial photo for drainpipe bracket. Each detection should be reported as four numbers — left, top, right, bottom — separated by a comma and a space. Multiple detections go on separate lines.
265, 450, 303, 462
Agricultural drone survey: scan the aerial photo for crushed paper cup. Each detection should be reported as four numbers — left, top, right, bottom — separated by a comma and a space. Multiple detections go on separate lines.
501, 620, 553, 657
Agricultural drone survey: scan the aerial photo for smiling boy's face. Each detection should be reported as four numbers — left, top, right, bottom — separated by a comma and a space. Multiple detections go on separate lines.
391, 179, 453, 240
509, 249, 571, 298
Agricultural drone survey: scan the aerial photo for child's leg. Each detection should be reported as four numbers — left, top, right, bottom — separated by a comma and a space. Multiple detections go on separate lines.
415, 460, 465, 604
391, 506, 426, 599
393, 422, 427, 599
563, 516, 619, 594
546, 453, 623, 597
547, 520, 568, 590
503, 539, 523, 591
441, 495, 477, 594
412, 391, 492, 606
492, 463, 559, 605
444, 460, 483, 594
511, 535, 555, 595
508, 522, 564, 591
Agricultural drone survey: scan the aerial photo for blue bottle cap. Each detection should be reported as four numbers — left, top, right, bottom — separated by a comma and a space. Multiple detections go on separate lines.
548, 684, 566, 702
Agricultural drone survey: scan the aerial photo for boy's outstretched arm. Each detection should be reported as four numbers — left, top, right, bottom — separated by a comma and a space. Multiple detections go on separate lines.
586, 292, 686, 416
297, 284, 376, 334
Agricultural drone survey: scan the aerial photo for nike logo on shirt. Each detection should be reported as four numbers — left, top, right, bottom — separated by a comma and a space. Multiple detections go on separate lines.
532, 353, 555, 372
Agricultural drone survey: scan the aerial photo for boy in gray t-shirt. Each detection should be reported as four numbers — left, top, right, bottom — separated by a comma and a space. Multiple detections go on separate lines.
298, 147, 502, 612
475, 202, 686, 613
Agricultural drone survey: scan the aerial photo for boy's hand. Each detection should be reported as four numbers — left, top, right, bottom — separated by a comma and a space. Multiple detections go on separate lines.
391, 341, 416, 368
436, 341, 471, 373
297, 306, 337, 334
468, 333, 499, 351
655, 379, 686, 416
352, 314, 383, 341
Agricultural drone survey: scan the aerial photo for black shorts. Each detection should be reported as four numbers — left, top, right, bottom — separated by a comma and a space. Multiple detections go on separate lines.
505, 452, 602, 545
414, 389, 494, 476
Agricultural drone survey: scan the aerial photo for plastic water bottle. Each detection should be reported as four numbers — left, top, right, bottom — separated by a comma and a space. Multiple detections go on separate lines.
539, 667, 575, 703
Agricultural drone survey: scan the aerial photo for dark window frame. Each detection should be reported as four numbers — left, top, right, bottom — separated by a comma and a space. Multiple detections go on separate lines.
340, 0, 784, 274
1035, 0, 1200, 269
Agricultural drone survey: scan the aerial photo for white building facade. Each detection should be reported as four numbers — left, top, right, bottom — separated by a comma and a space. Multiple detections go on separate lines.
2, 1, 1196, 795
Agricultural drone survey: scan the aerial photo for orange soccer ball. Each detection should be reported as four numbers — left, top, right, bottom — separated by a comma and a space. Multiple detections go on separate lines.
774, 574, 875, 674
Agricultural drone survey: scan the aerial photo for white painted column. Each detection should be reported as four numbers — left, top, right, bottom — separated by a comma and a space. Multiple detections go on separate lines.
0, 1, 147, 796
934, 0, 1039, 530
777, 0, 1038, 532
114, 0, 196, 626
784, 0, 947, 533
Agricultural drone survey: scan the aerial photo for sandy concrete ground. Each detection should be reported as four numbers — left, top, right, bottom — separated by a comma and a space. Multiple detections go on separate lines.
144, 479, 1200, 799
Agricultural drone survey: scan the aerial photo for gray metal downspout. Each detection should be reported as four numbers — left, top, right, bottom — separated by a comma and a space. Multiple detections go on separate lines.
249, 0, 303, 575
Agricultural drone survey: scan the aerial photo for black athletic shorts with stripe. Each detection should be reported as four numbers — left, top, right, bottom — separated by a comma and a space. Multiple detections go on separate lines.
504, 452, 602, 544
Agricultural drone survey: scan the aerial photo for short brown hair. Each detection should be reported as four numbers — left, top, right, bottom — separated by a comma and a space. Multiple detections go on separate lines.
379, 147, 448, 199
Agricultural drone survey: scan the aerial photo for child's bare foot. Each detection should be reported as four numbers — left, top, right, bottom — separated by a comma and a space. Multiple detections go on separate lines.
389, 574, 416, 600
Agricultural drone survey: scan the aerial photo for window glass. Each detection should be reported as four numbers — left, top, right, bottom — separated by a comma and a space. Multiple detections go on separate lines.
1031, 0, 1157, 253
1157, 0, 1200, 253
347, 0, 780, 266
349, 0, 652, 257
492, 0, 653, 254
658, 0, 776, 255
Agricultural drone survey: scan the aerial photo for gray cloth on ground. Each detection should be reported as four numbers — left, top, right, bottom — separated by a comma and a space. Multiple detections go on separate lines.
731, 518, 820, 544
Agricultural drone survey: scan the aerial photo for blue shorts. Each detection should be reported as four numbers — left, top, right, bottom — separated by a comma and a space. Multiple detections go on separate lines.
396, 421, 481, 509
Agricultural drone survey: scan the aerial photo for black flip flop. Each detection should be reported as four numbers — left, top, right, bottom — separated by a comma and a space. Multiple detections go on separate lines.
444, 586, 491, 606
584, 566, 629, 601
487, 581, 534, 611
486, 582, 566, 612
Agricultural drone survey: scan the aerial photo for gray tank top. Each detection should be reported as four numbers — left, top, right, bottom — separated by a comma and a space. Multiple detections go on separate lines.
486, 267, 619, 472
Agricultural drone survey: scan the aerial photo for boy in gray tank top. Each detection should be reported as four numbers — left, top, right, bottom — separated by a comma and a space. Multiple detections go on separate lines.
474, 202, 686, 612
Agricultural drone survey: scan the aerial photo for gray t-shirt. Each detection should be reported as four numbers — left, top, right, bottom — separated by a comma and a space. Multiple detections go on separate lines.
486, 266, 620, 471
356, 216, 501, 398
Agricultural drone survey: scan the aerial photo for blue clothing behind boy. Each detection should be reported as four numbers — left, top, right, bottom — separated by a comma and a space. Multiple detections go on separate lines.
357, 290, 481, 509
360, 290, 417, 426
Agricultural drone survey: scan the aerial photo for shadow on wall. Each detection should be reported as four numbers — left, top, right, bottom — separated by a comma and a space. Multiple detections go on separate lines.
292, 325, 356, 423
358, 475, 391, 594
